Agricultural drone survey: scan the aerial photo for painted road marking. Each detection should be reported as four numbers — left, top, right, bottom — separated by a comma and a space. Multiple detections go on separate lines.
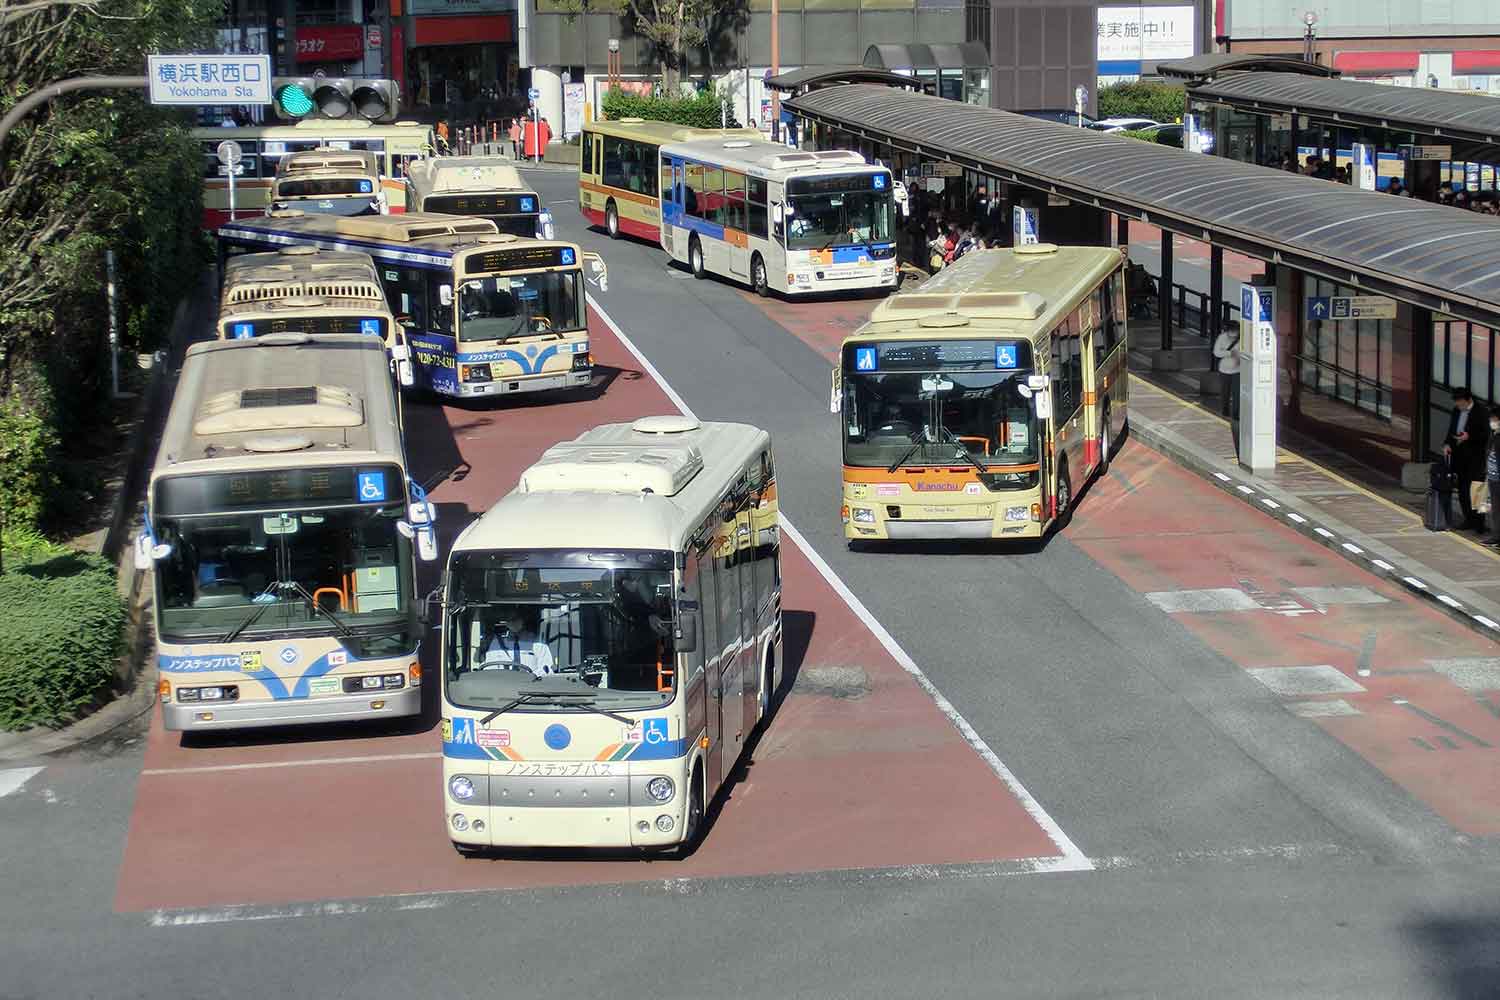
1287, 699, 1362, 719
1428, 657, 1500, 692
1247, 665, 1367, 698
1145, 588, 1260, 613
0, 766, 42, 800
140, 752, 441, 777
1289, 586, 1390, 607
589, 293, 1093, 874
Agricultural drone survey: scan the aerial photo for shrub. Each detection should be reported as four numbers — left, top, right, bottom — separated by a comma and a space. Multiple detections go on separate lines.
0, 389, 58, 536
0, 551, 125, 731
601, 88, 742, 129
1098, 81, 1186, 124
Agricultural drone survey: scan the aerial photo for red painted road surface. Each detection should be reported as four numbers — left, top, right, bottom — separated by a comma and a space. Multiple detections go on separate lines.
1071, 446, 1500, 836
115, 307, 1063, 914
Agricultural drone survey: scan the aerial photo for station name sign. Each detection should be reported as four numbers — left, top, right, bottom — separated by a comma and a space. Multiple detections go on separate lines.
148, 54, 271, 106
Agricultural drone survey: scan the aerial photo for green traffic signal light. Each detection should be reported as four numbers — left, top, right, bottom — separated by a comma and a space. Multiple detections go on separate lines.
275, 83, 314, 118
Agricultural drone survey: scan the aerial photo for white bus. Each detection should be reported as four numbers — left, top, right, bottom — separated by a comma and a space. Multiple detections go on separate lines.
657, 138, 897, 297
268, 148, 386, 217
137, 333, 438, 731
404, 156, 555, 240
440, 415, 782, 853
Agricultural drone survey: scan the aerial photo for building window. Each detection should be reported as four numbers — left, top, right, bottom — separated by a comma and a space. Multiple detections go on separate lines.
1299, 278, 1393, 419
965, 0, 990, 55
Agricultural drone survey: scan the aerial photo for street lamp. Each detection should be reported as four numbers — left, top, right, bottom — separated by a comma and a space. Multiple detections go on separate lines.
1301, 11, 1318, 64
607, 38, 620, 92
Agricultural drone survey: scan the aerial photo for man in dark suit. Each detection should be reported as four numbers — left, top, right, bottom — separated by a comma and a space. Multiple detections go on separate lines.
1446, 388, 1490, 530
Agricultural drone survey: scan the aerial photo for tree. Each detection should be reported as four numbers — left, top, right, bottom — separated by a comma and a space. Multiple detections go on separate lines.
1098, 81, 1186, 124
551, 0, 741, 93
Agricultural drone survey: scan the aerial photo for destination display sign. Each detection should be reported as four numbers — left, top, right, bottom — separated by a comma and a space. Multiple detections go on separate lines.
156, 464, 404, 516
465, 245, 575, 274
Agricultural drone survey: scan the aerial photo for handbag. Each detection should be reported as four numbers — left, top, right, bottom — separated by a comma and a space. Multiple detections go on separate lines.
1473, 481, 1492, 515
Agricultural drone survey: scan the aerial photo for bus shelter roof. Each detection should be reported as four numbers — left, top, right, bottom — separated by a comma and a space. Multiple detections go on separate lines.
764, 66, 917, 94
1156, 54, 1340, 82
1188, 71, 1500, 148
785, 83, 1500, 327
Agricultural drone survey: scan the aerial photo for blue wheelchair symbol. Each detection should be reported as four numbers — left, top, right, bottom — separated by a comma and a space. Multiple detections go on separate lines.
520, 197, 535, 212
560, 248, 575, 265
996, 344, 1018, 369
232, 323, 254, 339
643, 718, 668, 745
873, 174, 887, 190
854, 346, 878, 372
360, 319, 381, 336
356, 471, 387, 503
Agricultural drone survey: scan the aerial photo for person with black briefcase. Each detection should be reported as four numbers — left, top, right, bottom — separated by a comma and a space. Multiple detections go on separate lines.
1426, 453, 1457, 532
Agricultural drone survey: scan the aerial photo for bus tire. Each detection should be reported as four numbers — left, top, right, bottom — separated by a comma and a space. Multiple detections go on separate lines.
1097, 405, 1112, 474
452, 841, 485, 858
1054, 460, 1074, 531
751, 253, 769, 297
678, 762, 706, 854
689, 237, 706, 279
757, 648, 776, 732
605, 201, 620, 240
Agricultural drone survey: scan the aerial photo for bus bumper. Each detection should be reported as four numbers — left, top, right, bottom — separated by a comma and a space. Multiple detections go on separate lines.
786, 264, 897, 295
842, 495, 1042, 541
162, 687, 421, 731
446, 369, 591, 398
445, 770, 691, 850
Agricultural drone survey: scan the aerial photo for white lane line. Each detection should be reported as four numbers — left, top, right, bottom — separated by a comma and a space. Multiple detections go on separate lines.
141, 752, 440, 777
1403, 577, 1428, 590
1475, 616, 1500, 629
0, 766, 43, 800
589, 293, 1093, 874
1259, 498, 1281, 510
149, 894, 448, 927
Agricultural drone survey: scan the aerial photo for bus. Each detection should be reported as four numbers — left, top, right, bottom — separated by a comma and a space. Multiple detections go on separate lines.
404, 156, 555, 239
832, 243, 1129, 542
193, 120, 435, 227
578, 118, 760, 242
439, 415, 781, 853
268, 148, 386, 216
658, 139, 897, 297
134, 333, 439, 731
217, 246, 413, 386
216, 212, 608, 401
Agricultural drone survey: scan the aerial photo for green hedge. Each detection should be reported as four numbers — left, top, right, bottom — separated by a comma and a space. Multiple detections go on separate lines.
1098, 81, 1185, 124
601, 88, 742, 129
0, 552, 125, 731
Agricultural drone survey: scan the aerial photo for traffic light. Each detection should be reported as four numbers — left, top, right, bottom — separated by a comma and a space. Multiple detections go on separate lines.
271, 77, 401, 123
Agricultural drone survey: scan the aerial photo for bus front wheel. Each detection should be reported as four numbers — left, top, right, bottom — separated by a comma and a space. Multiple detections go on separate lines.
1098, 405, 1112, 474
751, 253, 769, 297
689, 237, 706, 279
605, 202, 620, 240
678, 763, 706, 855
1054, 461, 1074, 531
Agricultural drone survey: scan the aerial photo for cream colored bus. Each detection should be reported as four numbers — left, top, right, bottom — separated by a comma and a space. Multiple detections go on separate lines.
193, 120, 434, 227
404, 156, 554, 239
833, 244, 1129, 542
217, 247, 411, 385
268, 147, 386, 217
440, 415, 781, 854
136, 333, 438, 731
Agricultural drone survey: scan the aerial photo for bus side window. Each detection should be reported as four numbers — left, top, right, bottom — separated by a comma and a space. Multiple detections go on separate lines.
697, 546, 720, 675
748, 178, 769, 239
386, 265, 428, 332
1095, 282, 1115, 359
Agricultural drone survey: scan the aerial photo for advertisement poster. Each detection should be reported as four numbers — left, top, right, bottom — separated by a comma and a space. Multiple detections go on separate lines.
563, 82, 585, 138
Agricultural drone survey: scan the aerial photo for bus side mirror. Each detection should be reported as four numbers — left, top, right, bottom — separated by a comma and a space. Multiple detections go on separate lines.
419, 586, 443, 627
582, 251, 609, 293
439, 285, 453, 307
773, 203, 784, 222
830, 367, 842, 414
417, 526, 439, 562
674, 612, 698, 653
1034, 390, 1052, 420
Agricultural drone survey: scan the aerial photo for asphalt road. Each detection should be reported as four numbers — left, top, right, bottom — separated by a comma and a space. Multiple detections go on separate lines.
2, 171, 1498, 1000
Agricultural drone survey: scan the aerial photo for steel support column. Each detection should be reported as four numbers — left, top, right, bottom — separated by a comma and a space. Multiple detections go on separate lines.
1160, 232, 1174, 350
1210, 245, 1224, 337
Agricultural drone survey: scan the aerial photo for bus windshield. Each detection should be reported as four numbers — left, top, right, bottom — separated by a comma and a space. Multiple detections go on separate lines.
445, 550, 677, 713
786, 176, 893, 250
151, 499, 413, 652
277, 178, 374, 197
457, 270, 585, 344
843, 370, 1039, 480
273, 196, 380, 216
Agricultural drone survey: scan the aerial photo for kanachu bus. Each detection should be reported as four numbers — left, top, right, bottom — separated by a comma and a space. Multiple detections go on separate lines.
832, 243, 1129, 542
135, 333, 438, 731
217, 246, 412, 386
577, 118, 760, 242
657, 138, 897, 296
439, 415, 781, 853
268, 147, 386, 217
193, 120, 435, 227
404, 156, 555, 239
217, 212, 608, 401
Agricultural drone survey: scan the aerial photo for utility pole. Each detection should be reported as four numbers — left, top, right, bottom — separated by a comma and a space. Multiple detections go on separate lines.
281, 0, 298, 76
770, 0, 780, 142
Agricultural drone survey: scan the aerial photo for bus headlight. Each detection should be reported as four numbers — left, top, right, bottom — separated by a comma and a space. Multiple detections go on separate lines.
646, 776, 675, 802
460, 363, 492, 383
451, 813, 469, 831
655, 814, 675, 832
449, 776, 476, 802
1005, 506, 1029, 522
852, 507, 876, 524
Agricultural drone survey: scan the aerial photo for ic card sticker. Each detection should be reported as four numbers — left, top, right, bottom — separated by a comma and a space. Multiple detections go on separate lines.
327, 650, 348, 667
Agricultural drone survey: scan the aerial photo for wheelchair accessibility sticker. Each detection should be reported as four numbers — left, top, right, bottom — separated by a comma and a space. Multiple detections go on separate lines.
357, 470, 387, 503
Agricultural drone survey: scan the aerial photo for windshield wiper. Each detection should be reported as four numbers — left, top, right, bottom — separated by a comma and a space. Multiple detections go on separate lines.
948, 440, 988, 473
547, 694, 636, 726
887, 439, 925, 473
219, 587, 279, 643
480, 689, 572, 725
479, 689, 637, 726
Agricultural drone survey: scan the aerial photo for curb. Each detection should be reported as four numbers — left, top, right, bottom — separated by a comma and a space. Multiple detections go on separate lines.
1129, 411, 1500, 641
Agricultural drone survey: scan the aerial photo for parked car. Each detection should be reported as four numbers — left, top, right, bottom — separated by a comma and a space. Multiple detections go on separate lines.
1090, 117, 1162, 132
1017, 109, 1099, 128
1138, 123, 1184, 148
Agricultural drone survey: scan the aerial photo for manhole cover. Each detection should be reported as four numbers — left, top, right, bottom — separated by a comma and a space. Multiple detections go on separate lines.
794, 665, 872, 699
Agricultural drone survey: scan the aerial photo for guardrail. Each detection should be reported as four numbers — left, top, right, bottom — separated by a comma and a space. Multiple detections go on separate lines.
1136, 280, 1240, 341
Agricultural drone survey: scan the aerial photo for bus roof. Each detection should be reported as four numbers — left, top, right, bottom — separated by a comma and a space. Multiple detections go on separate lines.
404, 157, 534, 198
220, 213, 583, 267
275, 148, 380, 177
153, 334, 403, 480
659, 138, 875, 177
850, 244, 1126, 344
222, 248, 385, 305
453, 416, 770, 554
582, 119, 762, 145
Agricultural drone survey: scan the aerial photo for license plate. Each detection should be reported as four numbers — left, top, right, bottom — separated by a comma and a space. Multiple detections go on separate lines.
309, 677, 341, 696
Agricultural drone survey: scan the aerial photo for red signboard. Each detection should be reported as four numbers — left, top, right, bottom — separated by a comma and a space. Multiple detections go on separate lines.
296, 24, 365, 63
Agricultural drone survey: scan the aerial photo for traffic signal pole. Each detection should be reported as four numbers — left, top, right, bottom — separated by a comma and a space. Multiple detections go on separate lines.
281, 0, 297, 77
0, 76, 147, 158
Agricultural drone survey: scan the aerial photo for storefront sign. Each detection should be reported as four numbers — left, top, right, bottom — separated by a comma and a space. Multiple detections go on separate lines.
1096, 5, 1196, 75
409, 0, 515, 12
296, 25, 364, 63
923, 161, 964, 178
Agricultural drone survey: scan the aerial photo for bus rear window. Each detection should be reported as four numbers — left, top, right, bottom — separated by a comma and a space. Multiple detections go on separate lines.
278, 178, 373, 197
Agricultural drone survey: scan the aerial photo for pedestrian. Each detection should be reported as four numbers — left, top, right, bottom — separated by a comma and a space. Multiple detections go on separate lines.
1445, 388, 1490, 530
436, 119, 450, 155
1335, 165, 1350, 184
1212, 324, 1241, 419
508, 117, 522, 159
1388, 178, 1406, 196
1485, 408, 1500, 545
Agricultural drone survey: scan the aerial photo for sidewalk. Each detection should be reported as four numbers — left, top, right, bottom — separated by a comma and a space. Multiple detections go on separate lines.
1125, 343, 1500, 641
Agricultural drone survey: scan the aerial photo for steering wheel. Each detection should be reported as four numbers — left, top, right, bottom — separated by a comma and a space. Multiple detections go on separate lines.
531, 315, 554, 332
